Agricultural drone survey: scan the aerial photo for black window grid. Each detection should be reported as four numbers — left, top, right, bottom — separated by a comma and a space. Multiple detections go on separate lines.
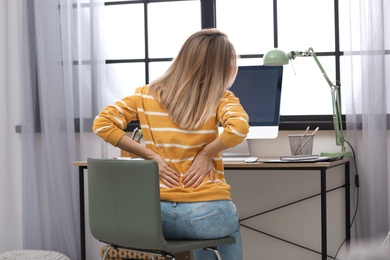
17, 0, 388, 133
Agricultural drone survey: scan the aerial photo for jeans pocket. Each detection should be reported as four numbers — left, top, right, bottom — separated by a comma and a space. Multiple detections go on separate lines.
186, 208, 228, 239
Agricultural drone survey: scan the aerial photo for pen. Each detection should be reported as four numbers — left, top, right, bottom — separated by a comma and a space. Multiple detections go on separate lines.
294, 126, 310, 155
295, 127, 319, 155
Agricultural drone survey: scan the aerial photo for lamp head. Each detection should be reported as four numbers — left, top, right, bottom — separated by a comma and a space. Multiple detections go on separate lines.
263, 49, 290, 66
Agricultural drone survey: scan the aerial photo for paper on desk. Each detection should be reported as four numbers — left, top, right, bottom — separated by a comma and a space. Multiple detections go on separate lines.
280, 155, 320, 161
264, 156, 331, 163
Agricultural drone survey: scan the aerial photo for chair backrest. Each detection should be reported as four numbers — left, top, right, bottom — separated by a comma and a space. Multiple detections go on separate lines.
87, 158, 168, 250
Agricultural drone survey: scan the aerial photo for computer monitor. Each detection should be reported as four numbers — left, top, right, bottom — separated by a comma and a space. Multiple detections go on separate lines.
222, 65, 283, 139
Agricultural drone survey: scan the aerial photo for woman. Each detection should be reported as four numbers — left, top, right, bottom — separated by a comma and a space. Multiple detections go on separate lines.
93, 28, 249, 259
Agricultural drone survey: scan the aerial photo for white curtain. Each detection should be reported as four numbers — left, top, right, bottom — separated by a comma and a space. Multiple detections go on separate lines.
1, 0, 107, 258
343, 0, 390, 242
0, 0, 24, 251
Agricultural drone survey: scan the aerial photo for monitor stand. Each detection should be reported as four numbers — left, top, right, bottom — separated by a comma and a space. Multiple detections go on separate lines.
221, 140, 250, 157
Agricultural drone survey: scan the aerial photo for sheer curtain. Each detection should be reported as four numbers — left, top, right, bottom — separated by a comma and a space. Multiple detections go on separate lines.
16, 0, 106, 258
343, 0, 390, 242
0, 0, 24, 252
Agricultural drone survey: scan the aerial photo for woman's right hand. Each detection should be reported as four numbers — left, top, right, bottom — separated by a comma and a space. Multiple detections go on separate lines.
151, 154, 180, 188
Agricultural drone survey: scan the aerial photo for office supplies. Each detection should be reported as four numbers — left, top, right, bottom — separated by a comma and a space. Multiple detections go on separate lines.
289, 134, 314, 156
266, 156, 330, 163
293, 126, 310, 155
295, 127, 319, 154
281, 154, 320, 161
266, 154, 344, 163
290, 126, 319, 155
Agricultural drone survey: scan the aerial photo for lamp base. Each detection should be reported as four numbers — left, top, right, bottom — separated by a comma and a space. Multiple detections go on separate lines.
320, 151, 352, 158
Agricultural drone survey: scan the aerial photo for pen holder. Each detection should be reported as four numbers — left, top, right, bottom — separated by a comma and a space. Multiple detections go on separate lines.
289, 134, 314, 155
120, 140, 140, 158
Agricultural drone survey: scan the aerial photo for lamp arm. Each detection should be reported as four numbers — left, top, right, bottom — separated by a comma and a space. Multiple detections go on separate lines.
289, 48, 345, 150
307, 48, 335, 87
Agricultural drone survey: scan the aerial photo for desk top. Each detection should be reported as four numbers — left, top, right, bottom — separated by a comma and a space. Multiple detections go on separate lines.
73, 158, 350, 170
222, 158, 349, 169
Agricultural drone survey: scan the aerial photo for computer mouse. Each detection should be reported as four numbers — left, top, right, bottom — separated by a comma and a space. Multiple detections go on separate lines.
244, 157, 258, 163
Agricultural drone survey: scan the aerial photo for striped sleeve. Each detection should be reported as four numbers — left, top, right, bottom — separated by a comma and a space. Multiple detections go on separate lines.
217, 90, 250, 147
92, 90, 140, 146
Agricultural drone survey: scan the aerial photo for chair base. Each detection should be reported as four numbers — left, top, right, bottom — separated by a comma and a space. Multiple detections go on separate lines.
100, 244, 223, 260
204, 247, 222, 260
100, 245, 189, 260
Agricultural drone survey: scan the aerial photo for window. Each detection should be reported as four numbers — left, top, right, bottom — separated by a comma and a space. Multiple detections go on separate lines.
215, 0, 341, 130
102, 0, 349, 130
103, 0, 201, 106
18, 0, 390, 134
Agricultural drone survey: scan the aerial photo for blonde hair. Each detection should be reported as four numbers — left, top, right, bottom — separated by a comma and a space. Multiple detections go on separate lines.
149, 28, 238, 129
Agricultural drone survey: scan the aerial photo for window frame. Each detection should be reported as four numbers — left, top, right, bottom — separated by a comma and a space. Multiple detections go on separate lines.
103, 0, 345, 131
18, 0, 388, 133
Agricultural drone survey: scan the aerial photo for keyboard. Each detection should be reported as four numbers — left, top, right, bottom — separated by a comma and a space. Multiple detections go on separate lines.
222, 157, 248, 162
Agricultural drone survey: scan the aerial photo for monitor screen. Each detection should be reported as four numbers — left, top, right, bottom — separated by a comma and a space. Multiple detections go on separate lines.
228, 65, 283, 139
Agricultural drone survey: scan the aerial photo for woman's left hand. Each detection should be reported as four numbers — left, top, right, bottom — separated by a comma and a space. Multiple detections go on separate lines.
183, 152, 214, 188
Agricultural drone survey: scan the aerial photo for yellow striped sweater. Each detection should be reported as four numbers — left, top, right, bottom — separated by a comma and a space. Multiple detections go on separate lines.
93, 85, 249, 202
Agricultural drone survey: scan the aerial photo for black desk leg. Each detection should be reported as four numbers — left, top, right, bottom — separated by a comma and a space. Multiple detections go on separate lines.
79, 166, 86, 260
320, 169, 327, 260
345, 162, 351, 250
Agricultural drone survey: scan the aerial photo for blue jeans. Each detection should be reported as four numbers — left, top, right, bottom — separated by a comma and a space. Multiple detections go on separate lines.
160, 200, 242, 260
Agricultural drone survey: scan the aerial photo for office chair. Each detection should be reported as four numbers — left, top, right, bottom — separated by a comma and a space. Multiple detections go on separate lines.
87, 158, 235, 260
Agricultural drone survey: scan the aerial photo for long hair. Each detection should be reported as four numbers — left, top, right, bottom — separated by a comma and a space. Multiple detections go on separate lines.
149, 28, 238, 129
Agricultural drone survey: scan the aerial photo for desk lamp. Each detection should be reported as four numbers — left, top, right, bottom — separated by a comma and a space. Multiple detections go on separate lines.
263, 47, 351, 157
